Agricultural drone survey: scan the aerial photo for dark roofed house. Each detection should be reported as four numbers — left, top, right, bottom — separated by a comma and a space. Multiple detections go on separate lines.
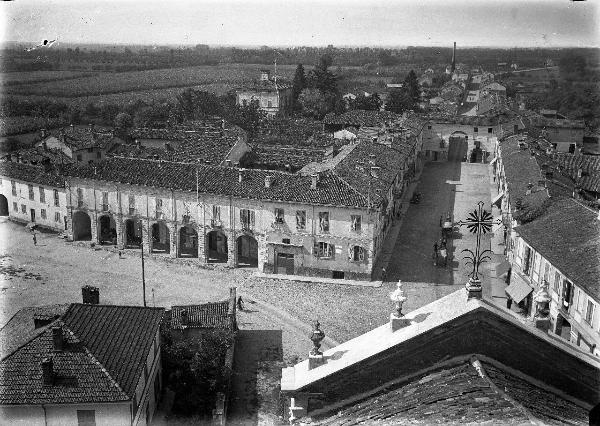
235, 70, 293, 117
0, 302, 164, 426
280, 289, 599, 424
512, 197, 600, 357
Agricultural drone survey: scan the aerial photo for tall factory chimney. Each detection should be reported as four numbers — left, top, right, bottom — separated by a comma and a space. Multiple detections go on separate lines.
451, 42, 456, 73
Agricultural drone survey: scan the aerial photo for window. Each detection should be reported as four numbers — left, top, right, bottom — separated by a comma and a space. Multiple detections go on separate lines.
54, 189, 60, 207
296, 210, 306, 230
212, 205, 221, 221
315, 241, 334, 259
543, 262, 550, 284
318, 212, 330, 233
76, 154, 82, 162
13, 202, 17, 212
282, 238, 291, 244
11, 180, 16, 196
268, 100, 273, 108
41, 209, 46, 220
349, 246, 366, 262
39, 187, 45, 203
21, 204, 26, 214
553, 271, 561, 294
576, 289, 584, 312
240, 209, 255, 229
55, 212, 61, 222
427, 125, 432, 130
28, 185, 34, 201
101, 192, 108, 211
274, 208, 284, 224
474, 127, 479, 133
350, 215, 362, 232
522, 246, 531, 274
128, 195, 135, 215
77, 188, 83, 208
76, 409, 96, 426
586, 300, 595, 325
87, 148, 94, 153
488, 127, 493, 133
96, 151, 101, 159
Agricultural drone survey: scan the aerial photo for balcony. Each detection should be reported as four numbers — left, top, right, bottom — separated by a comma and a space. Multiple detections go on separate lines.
77, 200, 84, 208
240, 220, 253, 231
155, 211, 165, 220
128, 208, 136, 216
211, 219, 222, 228
101, 204, 109, 212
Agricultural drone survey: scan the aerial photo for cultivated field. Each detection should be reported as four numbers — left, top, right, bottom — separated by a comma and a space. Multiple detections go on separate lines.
2, 64, 298, 98
0, 70, 98, 86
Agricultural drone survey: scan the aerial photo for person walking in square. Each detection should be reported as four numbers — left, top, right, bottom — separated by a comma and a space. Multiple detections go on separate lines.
433, 242, 438, 266
381, 267, 387, 283
32, 233, 37, 246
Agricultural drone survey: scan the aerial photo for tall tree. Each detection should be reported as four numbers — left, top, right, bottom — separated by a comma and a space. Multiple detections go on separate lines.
385, 89, 414, 114
292, 64, 307, 108
349, 93, 382, 111
403, 70, 419, 103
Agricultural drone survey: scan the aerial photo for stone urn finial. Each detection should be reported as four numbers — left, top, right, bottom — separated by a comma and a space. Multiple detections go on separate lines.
390, 281, 408, 318
309, 320, 325, 356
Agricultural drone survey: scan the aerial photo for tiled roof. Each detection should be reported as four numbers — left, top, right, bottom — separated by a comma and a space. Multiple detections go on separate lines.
0, 304, 70, 360
323, 110, 400, 127
64, 157, 370, 208
514, 197, 600, 302
499, 135, 550, 219
236, 79, 292, 92
313, 360, 587, 425
251, 144, 328, 171
334, 140, 413, 205
169, 302, 231, 330
0, 161, 65, 188
552, 153, 600, 193
2, 147, 72, 166
0, 321, 130, 405
60, 304, 164, 397
541, 118, 585, 129
48, 128, 121, 151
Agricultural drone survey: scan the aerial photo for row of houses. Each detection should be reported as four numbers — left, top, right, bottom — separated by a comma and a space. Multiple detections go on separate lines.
493, 134, 600, 357
0, 129, 422, 281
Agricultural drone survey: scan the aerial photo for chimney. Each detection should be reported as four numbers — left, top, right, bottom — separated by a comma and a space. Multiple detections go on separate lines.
238, 168, 244, 183
311, 174, 318, 190
82, 285, 99, 304
265, 175, 272, 188
370, 166, 381, 179
221, 119, 226, 130
42, 140, 48, 151
70, 124, 75, 134
260, 70, 271, 81
40, 128, 47, 139
41, 357, 54, 386
225, 159, 232, 167
52, 326, 64, 351
577, 168, 582, 178
88, 123, 94, 133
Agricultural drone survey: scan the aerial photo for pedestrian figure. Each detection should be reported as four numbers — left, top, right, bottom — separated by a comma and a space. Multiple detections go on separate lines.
439, 246, 447, 266
32, 233, 37, 246
237, 296, 244, 311
439, 215, 443, 228
506, 298, 513, 310
381, 268, 387, 283
503, 226, 508, 246
118, 251, 122, 259
433, 242, 438, 266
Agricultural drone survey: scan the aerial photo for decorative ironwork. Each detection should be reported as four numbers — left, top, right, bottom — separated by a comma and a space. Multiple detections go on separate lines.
456, 201, 501, 280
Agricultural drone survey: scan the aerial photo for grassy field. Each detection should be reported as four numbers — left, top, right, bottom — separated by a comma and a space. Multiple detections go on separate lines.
0, 70, 98, 86
2, 64, 298, 98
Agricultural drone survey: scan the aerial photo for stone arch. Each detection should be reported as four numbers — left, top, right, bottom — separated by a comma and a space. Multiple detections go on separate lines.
206, 229, 228, 263
178, 224, 198, 258
98, 214, 117, 245
448, 131, 468, 162
151, 221, 170, 254
237, 234, 258, 267
0, 194, 8, 216
72, 211, 92, 241
124, 218, 142, 248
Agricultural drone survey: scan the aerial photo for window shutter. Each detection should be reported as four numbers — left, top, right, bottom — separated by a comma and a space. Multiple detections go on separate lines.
250, 210, 255, 227
312, 241, 319, 257
358, 247, 365, 261
347, 246, 353, 260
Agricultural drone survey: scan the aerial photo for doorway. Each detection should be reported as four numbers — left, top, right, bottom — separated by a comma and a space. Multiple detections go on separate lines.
276, 253, 294, 275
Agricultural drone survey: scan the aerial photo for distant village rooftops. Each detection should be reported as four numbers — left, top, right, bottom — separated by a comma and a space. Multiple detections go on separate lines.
0, 161, 65, 188
514, 197, 600, 301
322, 110, 400, 128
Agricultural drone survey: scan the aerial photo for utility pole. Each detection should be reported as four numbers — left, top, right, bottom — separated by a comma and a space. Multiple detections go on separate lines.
140, 221, 146, 307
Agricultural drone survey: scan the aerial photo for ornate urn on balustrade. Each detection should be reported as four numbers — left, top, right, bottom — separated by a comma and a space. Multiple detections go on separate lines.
390, 281, 410, 331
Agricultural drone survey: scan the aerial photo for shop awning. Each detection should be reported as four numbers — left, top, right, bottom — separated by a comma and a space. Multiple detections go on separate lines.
492, 192, 504, 208
505, 272, 533, 304
495, 260, 511, 277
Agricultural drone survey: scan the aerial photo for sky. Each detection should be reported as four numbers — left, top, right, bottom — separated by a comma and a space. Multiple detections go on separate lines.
1, 0, 598, 48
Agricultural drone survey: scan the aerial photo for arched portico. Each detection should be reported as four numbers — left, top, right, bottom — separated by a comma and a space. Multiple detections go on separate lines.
98, 215, 117, 245
72, 211, 92, 241
151, 222, 170, 254
124, 218, 142, 248
178, 224, 198, 258
0, 194, 8, 216
237, 234, 258, 267
206, 230, 228, 263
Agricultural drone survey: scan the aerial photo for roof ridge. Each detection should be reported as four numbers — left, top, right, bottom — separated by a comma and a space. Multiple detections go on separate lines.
63, 324, 130, 399
469, 356, 537, 424
70, 303, 164, 310
0, 317, 63, 362
330, 172, 370, 206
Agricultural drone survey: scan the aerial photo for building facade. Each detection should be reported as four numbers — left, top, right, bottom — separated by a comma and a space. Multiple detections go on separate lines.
235, 71, 293, 117
0, 162, 68, 232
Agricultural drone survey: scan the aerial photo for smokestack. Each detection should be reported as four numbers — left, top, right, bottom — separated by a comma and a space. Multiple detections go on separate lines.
41, 357, 54, 386
451, 42, 456, 73
311, 174, 318, 190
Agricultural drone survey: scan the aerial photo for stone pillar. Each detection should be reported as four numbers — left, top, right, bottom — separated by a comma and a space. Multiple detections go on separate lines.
169, 223, 177, 258
66, 207, 74, 241
197, 225, 206, 263
141, 220, 150, 255
227, 230, 237, 268
90, 213, 98, 244
256, 234, 267, 272
115, 216, 124, 249
466, 278, 483, 299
